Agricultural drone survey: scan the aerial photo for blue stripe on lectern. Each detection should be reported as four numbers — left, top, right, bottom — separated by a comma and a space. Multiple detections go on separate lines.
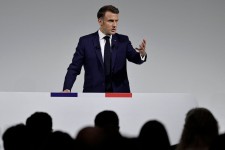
50, 92, 78, 97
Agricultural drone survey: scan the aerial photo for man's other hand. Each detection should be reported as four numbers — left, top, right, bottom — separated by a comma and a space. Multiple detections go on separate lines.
63, 89, 71, 93
135, 39, 147, 57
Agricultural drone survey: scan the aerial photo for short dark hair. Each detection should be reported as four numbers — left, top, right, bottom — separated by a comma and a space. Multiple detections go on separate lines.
26, 112, 52, 133
94, 110, 119, 129
97, 5, 119, 19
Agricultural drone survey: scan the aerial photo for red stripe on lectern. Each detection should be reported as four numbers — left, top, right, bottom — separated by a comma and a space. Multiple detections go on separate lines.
105, 93, 132, 98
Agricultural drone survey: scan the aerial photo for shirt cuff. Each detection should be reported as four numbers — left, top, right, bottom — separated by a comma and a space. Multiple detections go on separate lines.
140, 54, 146, 61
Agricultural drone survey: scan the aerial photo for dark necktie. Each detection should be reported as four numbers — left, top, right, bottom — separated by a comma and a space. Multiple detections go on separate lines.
104, 36, 112, 92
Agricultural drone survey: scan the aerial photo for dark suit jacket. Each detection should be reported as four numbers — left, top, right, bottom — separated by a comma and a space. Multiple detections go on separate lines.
63, 31, 146, 92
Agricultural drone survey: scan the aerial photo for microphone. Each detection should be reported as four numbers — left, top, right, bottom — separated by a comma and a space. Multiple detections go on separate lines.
111, 44, 118, 50
95, 45, 100, 50
111, 39, 117, 50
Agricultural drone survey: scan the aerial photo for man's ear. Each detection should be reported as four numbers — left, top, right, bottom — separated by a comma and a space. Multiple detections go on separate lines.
98, 18, 103, 26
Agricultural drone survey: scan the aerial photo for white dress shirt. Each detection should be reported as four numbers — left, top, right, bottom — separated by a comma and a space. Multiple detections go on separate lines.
98, 30, 145, 61
98, 30, 112, 61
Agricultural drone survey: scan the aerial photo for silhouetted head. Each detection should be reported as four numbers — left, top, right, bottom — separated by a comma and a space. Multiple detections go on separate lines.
25, 112, 53, 150
177, 107, 218, 150
94, 110, 119, 131
2, 123, 29, 150
26, 111, 53, 134
75, 126, 106, 150
138, 120, 170, 149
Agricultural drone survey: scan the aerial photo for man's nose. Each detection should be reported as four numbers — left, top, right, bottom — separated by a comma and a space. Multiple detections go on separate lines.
113, 21, 117, 27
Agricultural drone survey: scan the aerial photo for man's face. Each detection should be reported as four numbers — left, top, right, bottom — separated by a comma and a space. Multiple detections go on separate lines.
98, 11, 119, 35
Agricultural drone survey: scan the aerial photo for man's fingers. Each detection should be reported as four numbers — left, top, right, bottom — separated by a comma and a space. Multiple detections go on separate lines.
143, 39, 146, 44
142, 39, 146, 49
62, 89, 71, 93
136, 39, 147, 51
141, 43, 145, 49
142, 39, 146, 47
139, 44, 145, 50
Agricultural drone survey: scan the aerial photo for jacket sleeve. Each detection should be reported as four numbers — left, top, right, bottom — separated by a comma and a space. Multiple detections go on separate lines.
63, 37, 85, 91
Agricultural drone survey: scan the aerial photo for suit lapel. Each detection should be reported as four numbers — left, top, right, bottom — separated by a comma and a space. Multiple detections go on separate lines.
92, 32, 119, 70
111, 34, 118, 70
93, 32, 104, 68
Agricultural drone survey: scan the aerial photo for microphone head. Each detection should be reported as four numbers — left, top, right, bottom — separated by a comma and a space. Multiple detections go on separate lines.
95, 45, 100, 50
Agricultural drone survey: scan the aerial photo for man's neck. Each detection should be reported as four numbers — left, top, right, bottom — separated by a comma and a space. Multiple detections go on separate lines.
99, 29, 111, 36
98, 30, 112, 39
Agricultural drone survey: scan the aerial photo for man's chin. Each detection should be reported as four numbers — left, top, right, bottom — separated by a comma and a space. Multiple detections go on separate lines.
111, 31, 116, 35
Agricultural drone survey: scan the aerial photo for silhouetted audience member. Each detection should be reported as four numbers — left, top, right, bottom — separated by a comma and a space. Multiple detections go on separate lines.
25, 111, 53, 150
41, 130, 74, 150
5, 108, 222, 150
210, 133, 225, 150
2, 123, 29, 150
138, 120, 171, 150
176, 107, 218, 150
94, 110, 119, 134
75, 126, 106, 150
94, 110, 136, 149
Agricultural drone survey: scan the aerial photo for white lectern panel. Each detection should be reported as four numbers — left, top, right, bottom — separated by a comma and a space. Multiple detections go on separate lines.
0, 92, 197, 148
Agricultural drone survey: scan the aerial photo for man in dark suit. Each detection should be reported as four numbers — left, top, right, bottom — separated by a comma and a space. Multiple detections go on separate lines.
63, 5, 147, 93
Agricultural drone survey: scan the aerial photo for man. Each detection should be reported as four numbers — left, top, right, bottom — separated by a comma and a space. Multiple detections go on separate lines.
63, 5, 147, 93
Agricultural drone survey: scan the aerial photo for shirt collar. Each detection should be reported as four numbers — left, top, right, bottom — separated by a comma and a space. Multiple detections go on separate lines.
98, 30, 112, 40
